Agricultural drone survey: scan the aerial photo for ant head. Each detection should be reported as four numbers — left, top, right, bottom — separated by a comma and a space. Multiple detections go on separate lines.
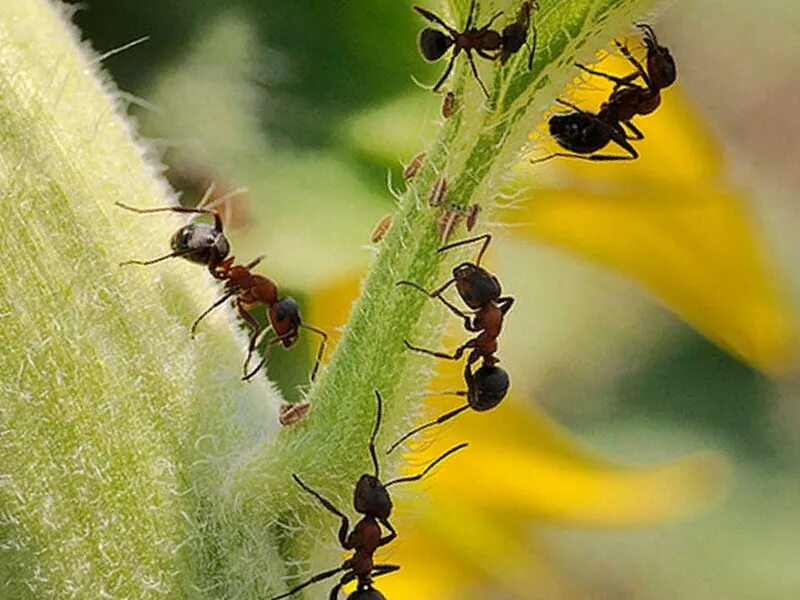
347, 589, 387, 600
637, 23, 676, 89
354, 474, 393, 520
549, 111, 609, 154
467, 364, 510, 411
419, 28, 454, 61
169, 222, 230, 266
269, 297, 301, 347
452, 263, 502, 309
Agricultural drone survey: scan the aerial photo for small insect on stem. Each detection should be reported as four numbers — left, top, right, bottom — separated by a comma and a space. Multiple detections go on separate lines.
278, 401, 311, 427
466, 204, 481, 231
441, 91, 456, 118
414, 0, 539, 99
428, 177, 447, 207
403, 152, 426, 181
436, 204, 463, 243
370, 214, 393, 244
269, 391, 468, 600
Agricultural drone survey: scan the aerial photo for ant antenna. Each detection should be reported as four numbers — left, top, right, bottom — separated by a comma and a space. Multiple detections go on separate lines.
370, 390, 383, 478
119, 248, 197, 267
437, 233, 492, 265
194, 182, 216, 212
386, 403, 469, 454
385, 442, 468, 487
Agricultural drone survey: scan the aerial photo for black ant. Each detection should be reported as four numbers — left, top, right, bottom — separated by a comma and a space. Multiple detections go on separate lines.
415, 0, 537, 99
190, 255, 328, 382
532, 24, 675, 164
399, 233, 513, 367
270, 390, 468, 600
116, 184, 242, 275
388, 361, 509, 452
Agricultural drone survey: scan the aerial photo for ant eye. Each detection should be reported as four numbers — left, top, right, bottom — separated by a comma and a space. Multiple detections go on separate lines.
419, 28, 452, 61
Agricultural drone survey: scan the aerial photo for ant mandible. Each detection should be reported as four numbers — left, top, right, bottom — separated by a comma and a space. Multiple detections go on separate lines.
269, 390, 468, 600
116, 183, 242, 276
190, 254, 328, 382
415, 0, 537, 99
387, 361, 509, 452
399, 233, 514, 367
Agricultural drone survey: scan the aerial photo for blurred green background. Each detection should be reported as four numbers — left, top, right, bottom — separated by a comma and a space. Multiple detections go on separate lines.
68, 0, 800, 597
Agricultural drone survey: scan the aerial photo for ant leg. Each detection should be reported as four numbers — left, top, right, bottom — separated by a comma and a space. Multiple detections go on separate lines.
614, 39, 651, 87
385, 442, 469, 487
478, 11, 504, 31
292, 475, 351, 549
621, 120, 645, 140
413, 6, 458, 37
119, 248, 197, 267
432, 51, 458, 93
300, 324, 328, 382
575, 63, 639, 88
532, 151, 638, 163
244, 254, 266, 270
386, 404, 471, 453
191, 291, 236, 337
237, 300, 264, 376
396, 280, 472, 326
554, 98, 585, 112
438, 233, 492, 266
372, 564, 401, 579
378, 519, 397, 546
397, 277, 457, 298
465, 49, 491, 99
328, 572, 356, 600
241, 331, 298, 381
528, 25, 538, 70
269, 565, 346, 600
403, 337, 474, 361
465, 0, 478, 29
116, 202, 225, 233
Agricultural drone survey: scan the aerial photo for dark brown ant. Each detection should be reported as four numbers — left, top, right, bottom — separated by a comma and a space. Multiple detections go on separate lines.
399, 233, 513, 367
575, 23, 676, 123
414, 0, 537, 99
498, 0, 539, 68
116, 184, 241, 275
532, 24, 675, 164
388, 361, 509, 452
269, 390, 468, 600
190, 255, 328, 382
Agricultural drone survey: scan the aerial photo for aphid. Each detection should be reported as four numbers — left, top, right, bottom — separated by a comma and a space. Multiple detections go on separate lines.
403, 152, 426, 181
388, 361, 509, 452
436, 204, 463, 243
399, 233, 513, 367
269, 391, 468, 600
116, 184, 242, 275
370, 214, 393, 244
428, 177, 447, 207
414, 0, 537, 99
441, 91, 456, 118
190, 255, 328, 382
465, 204, 481, 231
279, 401, 311, 427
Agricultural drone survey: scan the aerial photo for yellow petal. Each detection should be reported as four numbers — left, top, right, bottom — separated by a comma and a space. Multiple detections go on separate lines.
504, 182, 797, 373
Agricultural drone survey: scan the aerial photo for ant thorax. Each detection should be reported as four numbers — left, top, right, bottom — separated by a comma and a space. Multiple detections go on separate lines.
169, 222, 229, 265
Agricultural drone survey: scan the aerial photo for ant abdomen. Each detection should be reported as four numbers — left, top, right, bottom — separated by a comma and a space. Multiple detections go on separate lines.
348, 590, 387, 600
269, 297, 301, 347
470, 364, 510, 411
419, 28, 453, 61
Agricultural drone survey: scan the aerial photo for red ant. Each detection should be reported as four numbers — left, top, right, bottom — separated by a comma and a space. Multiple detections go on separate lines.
189, 255, 328, 382
531, 24, 675, 164
269, 390, 468, 600
116, 184, 242, 275
388, 361, 509, 452
398, 233, 513, 367
415, 0, 538, 99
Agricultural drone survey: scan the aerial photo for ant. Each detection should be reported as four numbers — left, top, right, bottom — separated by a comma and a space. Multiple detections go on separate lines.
575, 23, 676, 123
415, 0, 537, 99
116, 183, 243, 275
531, 24, 675, 164
398, 233, 513, 367
388, 361, 509, 452
190, 254, 328, 382
270, 390, 468, 600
